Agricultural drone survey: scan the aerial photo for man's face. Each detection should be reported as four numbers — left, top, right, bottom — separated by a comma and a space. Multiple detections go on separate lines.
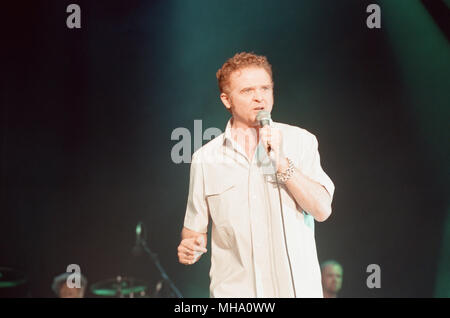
321, 264, 343, 294
222, 67, 273, 127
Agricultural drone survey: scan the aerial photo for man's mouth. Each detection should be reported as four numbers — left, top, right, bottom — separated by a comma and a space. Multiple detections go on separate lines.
253, 106, 265, 111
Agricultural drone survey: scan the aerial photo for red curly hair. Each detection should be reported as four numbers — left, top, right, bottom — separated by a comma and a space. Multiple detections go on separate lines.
216, 52, 273, 94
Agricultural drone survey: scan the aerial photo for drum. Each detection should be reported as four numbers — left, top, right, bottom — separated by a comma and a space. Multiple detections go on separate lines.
90, 275, 149, 298
0, 267, 28, 297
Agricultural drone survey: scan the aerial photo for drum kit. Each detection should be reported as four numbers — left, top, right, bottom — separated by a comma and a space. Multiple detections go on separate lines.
0, 268, 168, 298
90, 275, 157, 298
89, 223, 183, 298
0, 222, 183, 298
89, 275, 173, 298
0, 267, 29, 297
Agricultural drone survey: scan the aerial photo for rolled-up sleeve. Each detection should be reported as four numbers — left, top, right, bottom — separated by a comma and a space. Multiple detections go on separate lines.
307, 135, 335, 200
183, 152, 209, 233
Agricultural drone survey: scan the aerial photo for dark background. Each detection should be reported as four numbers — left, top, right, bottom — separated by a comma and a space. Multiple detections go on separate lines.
1, 0, 449, 297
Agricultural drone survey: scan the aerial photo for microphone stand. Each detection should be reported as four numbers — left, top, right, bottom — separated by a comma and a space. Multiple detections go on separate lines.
138, 240, 183, 298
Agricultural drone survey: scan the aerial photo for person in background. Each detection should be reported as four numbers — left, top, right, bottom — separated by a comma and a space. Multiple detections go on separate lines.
321, 260, 343, 298
51, 272, 88, 298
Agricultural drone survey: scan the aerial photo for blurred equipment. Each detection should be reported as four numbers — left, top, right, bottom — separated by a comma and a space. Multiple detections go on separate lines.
0, 267, 28, 297
90, 276, 148, 298
132, 221, 183, 298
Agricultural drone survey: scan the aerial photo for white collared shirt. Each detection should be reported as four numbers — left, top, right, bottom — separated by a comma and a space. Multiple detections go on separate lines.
183, 119, 335, 298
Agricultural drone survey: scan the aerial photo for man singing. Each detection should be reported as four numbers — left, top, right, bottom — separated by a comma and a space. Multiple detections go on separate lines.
177, 52, 335, 297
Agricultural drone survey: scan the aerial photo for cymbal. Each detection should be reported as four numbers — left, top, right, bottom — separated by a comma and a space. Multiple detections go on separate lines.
0, 267, 27, 288
90, 276, 148, 297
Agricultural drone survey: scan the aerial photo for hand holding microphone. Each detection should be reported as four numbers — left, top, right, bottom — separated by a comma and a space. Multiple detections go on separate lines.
256, 111, 288, 173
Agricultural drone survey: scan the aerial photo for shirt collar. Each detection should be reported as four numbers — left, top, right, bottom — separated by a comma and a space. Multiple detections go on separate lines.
223, 118, 233, 144
223, 117, 275, 145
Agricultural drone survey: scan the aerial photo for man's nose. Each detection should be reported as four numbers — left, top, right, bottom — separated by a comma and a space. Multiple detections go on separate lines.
253, 89, 263, 101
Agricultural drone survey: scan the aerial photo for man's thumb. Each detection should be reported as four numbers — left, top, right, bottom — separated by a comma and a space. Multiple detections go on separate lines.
196, 236, 204, 246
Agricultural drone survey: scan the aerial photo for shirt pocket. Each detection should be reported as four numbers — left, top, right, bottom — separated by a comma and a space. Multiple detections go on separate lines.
205, 180, 236, 228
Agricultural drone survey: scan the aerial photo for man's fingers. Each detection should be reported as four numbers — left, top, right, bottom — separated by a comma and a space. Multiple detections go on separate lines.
180, 238, 207, 253
178, 249, 195, 264
188, 237, 207, 252
196, 236, 204, 245
260, 127, 273, 149
193, 244, 207, 253
179, 247, 194, 257
180, 258, 194, 265
260, 128, 270, 139
178, 253, 200, 265
261, 128, 282, 153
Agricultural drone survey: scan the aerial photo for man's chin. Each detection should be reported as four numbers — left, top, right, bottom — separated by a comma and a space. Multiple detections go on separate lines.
248, 116, 260, 127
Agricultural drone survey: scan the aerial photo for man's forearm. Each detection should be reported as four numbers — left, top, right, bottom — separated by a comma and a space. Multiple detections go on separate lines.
283, 166, 332, 222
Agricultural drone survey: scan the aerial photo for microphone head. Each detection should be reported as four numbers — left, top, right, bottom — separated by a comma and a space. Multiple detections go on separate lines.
256, 110, 271, 127
132, 221, 147, 256
136, 223, 142, 236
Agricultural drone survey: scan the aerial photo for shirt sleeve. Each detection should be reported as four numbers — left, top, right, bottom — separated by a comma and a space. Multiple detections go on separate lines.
183, 151, 209, 233
306, 135, 335, 200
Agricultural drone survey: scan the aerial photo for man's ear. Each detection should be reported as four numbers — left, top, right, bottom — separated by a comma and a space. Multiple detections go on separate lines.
220, 93, 232, 111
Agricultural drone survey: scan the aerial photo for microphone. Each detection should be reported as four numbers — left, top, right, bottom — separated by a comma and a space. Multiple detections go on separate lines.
256, 110, 271, 128
256, 110, 275, 161
132, 222, 145, 256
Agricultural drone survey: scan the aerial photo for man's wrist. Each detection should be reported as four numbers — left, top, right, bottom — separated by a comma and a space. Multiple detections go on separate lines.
277, 156, 289, 173
276, 157, 295, 183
